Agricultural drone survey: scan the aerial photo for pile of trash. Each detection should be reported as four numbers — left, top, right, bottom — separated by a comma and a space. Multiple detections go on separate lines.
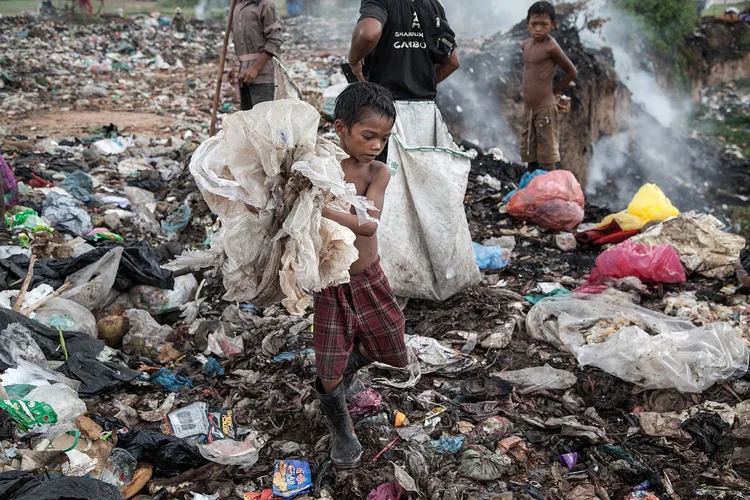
0, 9, 748, 500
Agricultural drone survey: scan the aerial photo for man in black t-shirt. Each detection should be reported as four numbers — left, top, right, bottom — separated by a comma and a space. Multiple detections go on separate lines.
349, 0, 460, 101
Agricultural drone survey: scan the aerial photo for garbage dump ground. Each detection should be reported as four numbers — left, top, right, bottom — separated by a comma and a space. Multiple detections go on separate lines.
0, 9, 750, 500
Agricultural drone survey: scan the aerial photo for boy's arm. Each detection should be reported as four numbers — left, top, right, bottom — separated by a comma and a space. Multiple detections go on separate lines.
322, 165, 390, 237
550, 41, 577, 95
240, 1, 282, 84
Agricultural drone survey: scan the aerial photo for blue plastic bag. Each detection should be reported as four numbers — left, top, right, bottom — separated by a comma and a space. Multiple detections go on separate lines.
429, 435, 465, 455
504, 169, 548, 203
147, 368, 193, 392
273, 460, 312, 499
473, 242, 509, 270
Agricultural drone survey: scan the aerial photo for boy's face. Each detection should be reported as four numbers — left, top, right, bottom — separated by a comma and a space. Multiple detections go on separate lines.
527, 14, 555, 42
335, 112, 394, 163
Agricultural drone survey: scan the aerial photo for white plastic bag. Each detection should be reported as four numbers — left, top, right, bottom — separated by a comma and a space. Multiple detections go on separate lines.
62, 247, 123, 310
24, 384, 87, 438
379, 101, 480, 301
34, 298, 98, 338
493, 364, 577, 394
129, 274, 198, 316
527, 296, 749, 392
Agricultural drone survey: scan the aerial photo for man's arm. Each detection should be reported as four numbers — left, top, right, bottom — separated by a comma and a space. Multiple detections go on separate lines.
349, 18, 383, 82
240, 1, 282, 84
322, 166, 390, 237
436, 49, 460, 84
550, 41, 577, 95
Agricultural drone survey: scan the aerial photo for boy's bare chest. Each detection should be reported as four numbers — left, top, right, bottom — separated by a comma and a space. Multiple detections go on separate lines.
524, 43, 552, 66
343, 169, 371, 197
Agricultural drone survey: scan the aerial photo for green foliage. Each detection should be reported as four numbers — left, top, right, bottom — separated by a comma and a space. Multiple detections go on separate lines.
611, 0, 698, 55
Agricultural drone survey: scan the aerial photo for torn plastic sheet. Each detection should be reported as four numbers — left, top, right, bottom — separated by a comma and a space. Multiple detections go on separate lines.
371, 335, 476, 389
190, 100, 378, 315
526, 296, 749, 392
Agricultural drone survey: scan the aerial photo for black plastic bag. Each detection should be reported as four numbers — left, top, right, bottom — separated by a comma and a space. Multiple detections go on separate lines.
0, 241, 174, 293
45, 240, 174, 291
0, 471, 123, 500
117, 428, 207, 477
0, 310, 136, 396
57, 352, 140, 398
680, 412, 730, 454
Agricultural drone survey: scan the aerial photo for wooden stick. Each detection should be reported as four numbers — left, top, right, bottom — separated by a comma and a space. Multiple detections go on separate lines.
13, 256, 36, 312
21, 282, 73, 316
209, 0, 238, 137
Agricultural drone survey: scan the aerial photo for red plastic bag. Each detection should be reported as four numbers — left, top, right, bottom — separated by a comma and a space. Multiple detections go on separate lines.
507, 170, 584, 232
580, 240, 686, 292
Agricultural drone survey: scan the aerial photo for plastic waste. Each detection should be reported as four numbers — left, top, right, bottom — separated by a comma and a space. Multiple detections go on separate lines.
367, 481, 404, 500
147, 368, 193, 392
526, 296, 749, 392
116, 428, 206, 477
42, 192, 93, 236
457, 445, 511, 481
599, 184, 679, 231
506, 170, 585, 232
161, 204, 192, 232
34, 298, 98, 338
272, 459, 312, 499
504, 169, 547, 203
0, 471, 124, 500
198, 432, 266, 468
630, 212, 746, 279
10, 384, 87, 437
579, 240, 686, 292
1, 154, 19, 208
59, 171, 94, 204
348, 388, 382, 419
473, 242, 510, 270
122, 309, 173, 358
129, 274, 198, 315
0, 324, 47, 367
62, 246, 122, 310
0, 284, 53, 311
99, 448, 137, 488
93, 137, 132, 155
58, 351, 140, 397
493, 364, 577, 394
429, 435, 465, 454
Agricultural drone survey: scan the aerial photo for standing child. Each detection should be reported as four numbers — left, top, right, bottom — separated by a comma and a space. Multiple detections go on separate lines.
521, 1, 578, 171
314, 82, 408, 468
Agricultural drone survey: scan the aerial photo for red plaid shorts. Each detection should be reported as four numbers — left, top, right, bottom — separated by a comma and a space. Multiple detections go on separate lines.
313, 259, 407, 382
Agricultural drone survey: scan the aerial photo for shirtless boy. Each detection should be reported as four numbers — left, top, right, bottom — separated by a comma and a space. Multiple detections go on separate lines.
313, 82, 408, 468
521, 1, 578, 171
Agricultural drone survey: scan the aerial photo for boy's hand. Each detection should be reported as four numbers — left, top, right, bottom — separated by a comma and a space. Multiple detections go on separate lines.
240, 67, 259, 85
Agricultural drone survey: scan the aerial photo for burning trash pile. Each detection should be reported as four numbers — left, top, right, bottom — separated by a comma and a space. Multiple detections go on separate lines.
0, 8, 748, 500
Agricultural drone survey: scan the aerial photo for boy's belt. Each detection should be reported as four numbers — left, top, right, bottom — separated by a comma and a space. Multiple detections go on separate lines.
231, 53, 262, 102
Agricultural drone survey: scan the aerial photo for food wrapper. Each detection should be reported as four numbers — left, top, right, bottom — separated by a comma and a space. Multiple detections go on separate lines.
272, 460, 312, 499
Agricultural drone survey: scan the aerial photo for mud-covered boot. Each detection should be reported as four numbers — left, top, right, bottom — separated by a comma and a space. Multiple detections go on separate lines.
343, 346, 371, 402
315, 378, 363, 468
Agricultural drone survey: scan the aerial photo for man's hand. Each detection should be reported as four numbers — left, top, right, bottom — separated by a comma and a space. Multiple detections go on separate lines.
228, 66, 236, 82
351, 59, 366, 82
240, 66, 259, 85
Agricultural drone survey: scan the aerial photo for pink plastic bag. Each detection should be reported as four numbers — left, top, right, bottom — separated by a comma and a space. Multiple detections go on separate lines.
580, 240, 686, 292
1, 155, 18, 208
507, 170, 584, 232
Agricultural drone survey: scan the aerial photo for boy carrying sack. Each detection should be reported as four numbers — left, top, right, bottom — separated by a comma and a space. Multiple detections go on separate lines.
521, 1, 578, 171
313, 82, 408, 468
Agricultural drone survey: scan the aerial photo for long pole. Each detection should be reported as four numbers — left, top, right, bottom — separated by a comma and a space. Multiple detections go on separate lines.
210, 0, 238, 137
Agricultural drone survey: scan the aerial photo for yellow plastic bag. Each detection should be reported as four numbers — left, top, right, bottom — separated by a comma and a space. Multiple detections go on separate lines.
597, 184, 678, 230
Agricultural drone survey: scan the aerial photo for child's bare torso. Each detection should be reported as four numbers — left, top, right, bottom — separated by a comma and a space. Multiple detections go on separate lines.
342, 159, 383, 273
522, 36, 559, 110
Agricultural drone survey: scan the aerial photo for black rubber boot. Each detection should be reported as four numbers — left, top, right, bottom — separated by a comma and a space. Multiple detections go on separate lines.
343, 346, 371, 402
315, 378, 363, 468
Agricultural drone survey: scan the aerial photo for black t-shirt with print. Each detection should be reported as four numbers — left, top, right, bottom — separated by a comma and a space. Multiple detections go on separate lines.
359, 0, 449, 101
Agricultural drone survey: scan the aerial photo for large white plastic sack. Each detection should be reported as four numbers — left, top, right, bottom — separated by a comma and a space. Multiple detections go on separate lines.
379, 101, 480, 301
190, 100, 372, 314
526, 295, 749, 393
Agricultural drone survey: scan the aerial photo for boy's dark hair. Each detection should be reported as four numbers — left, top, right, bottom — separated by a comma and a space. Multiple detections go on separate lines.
527, 1, 556, 23
334, 82, 396, 130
